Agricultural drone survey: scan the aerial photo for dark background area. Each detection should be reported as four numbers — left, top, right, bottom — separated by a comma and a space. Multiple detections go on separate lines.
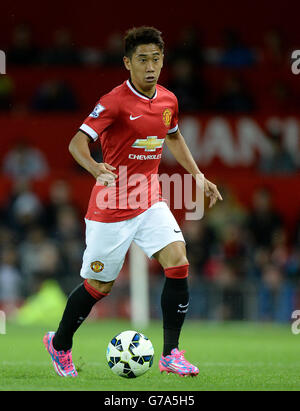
1, 0, 300, 323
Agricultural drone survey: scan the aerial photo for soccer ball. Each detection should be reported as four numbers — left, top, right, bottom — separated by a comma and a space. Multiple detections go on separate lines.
106, 330, 154, 378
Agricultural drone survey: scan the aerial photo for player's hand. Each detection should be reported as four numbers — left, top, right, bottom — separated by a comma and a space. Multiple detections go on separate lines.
93, 163, 118, 187
204, 178, 223, 208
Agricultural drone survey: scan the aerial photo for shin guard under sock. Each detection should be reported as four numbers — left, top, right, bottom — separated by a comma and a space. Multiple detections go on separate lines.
161, 274, 189, 356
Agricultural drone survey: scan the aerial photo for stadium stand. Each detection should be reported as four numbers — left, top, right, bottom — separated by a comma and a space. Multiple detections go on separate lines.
1, 0, 300, 322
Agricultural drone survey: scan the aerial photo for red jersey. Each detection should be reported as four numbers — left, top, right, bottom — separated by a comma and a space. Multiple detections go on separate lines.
79, 79, 179, 222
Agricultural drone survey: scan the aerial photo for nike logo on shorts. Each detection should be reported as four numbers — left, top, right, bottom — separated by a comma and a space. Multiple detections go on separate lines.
174, 229, 181, 233
130, 115, 143, 120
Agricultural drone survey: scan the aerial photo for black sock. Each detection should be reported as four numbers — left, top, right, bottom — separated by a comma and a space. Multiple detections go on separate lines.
52, 282, 102, 351
161, 277, 189, 356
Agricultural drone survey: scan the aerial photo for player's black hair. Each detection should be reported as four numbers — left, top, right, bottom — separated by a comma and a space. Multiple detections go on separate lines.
124, 26, 164, 58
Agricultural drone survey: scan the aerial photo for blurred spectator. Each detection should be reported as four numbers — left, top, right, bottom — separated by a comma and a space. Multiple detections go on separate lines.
214, 75, 255, 113
7, 23, 40, 65
248, 247, 271, 280
270, 228, 290, 269
168, 26, 204, 67
206, 185, 247, 240
219, 29, 257, 68
0, 246, 23, 315
271, 227, 300, 284
183, 219, 216, 275
262, 29, 286, 66
2, 179, 44, 236
43, 179, 75, 229
19, 225, 63, 295
31, 80, 78, 111
52, 205, 82, 242
284, 248, 300, 283
167, 58, 206, 111
103, 32, 124, 66
80, 47, 103, 67
42, 28, 80, 66
220, 222, 248, 273
51, 205, 84, 292
0, 75, 14, 110
246, 188, 282, 248
258, 263, 295, 322
202, 220, 248, 321
248, 228, 299, 281
3, 140, 49, 181
258, 126, 297, 174
0, 225, 18, 249
213, 262, 244, 320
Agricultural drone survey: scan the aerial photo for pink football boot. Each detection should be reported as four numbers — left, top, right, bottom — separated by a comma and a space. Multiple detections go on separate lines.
43, 331, 78, 377
159, 348, 199, 377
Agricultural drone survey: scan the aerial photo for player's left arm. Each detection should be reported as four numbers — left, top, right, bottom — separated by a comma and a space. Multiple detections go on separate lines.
165, 128, 223, 208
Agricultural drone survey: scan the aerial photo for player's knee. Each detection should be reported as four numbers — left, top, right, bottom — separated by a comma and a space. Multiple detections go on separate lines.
86, 278, 114, 295
165, 253, 189, 269
174, 255, 189, 267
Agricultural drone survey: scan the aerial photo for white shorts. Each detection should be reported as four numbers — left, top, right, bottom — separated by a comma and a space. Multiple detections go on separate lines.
80, 201, 185, 282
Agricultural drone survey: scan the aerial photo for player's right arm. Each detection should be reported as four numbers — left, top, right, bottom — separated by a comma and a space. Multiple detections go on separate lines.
69, 131, 117, 185
72, 93, 119, 185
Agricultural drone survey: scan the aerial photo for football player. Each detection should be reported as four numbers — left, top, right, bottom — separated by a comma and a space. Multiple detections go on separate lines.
43, 26, 222, 377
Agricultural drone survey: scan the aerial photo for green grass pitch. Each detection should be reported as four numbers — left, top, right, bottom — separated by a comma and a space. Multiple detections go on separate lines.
0, 319, 300, 391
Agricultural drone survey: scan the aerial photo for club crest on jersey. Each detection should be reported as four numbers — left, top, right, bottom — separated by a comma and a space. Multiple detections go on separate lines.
89, 103, 105, 118
162, 108, 172, 127
90, 260, 104, 273
131, 136, 165, 152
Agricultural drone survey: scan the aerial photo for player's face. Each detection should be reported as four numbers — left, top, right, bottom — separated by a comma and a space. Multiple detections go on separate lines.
123, 44, 164, 96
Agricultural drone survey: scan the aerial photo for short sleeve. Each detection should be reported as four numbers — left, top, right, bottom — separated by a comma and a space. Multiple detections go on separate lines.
79, 94, 117, 141
168, 96, 179, 134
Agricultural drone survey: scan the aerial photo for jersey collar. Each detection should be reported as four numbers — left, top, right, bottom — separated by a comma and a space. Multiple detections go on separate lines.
126, 79, 157, 101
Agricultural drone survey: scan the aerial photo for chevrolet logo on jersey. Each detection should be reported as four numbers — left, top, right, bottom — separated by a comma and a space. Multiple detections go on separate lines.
131, 136, 165, 152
